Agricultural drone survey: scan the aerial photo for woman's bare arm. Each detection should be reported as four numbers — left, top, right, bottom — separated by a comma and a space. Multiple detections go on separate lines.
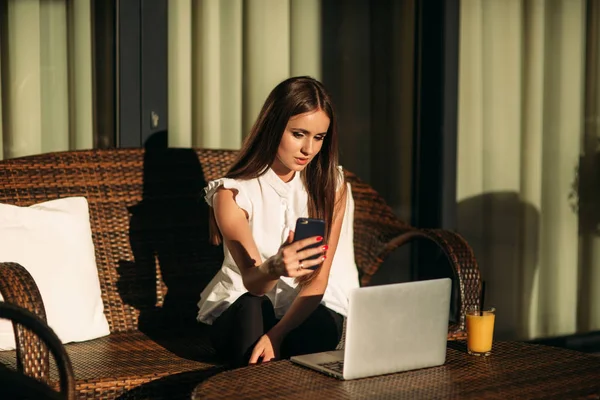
212, 187, 323, 296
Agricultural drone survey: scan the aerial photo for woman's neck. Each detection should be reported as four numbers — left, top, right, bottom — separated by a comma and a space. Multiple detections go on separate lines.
270, 158, 296, 182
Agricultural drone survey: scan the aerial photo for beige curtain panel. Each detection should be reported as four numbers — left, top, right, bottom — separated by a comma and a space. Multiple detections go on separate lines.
168, 0, 322, 149
0, 0, 94, 160
457, 0, 600, 340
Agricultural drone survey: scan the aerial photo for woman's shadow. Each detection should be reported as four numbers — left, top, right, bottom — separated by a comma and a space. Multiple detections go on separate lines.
117, 132, 223, 360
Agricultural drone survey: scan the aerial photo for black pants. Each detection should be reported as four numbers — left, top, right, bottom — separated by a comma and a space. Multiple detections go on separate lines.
210, 293, 344, 367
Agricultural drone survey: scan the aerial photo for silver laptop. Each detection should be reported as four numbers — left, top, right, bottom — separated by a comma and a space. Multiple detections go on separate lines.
290, 278, 451, 380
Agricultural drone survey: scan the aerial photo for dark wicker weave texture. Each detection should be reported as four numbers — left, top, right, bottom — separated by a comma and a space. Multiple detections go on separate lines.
0, 148, 481, 399
194, 342, 600, 399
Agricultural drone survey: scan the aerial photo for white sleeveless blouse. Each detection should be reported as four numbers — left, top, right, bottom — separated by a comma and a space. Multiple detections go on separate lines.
196, 167, 359, 324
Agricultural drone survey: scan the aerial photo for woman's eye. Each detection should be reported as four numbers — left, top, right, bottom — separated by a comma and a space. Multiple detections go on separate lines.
315, 135, 325, 141
292, 132, 304, 138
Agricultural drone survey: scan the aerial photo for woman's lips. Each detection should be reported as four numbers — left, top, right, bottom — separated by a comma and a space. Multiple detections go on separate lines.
295, 157, 309, 165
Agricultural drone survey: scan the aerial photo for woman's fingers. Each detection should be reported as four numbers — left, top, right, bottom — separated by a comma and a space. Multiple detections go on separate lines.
281, 237, 325, 260
248, 334, 278, 364
249, 345, 263, 364
288, 235, 323, 252
282, 250, 326, 275
290, 254, 325, 276
295, 245, 328, 263
300, 255, 326, 270
275, 236, 328, 277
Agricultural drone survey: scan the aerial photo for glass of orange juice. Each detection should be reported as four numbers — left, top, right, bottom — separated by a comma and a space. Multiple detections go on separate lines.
466, 307, 496, 356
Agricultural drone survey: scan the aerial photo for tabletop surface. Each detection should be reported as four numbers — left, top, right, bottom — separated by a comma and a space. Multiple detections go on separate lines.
192, 341, 600, 399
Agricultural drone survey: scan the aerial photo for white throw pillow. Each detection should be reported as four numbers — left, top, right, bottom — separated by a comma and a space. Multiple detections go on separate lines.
0, 197, 110, 350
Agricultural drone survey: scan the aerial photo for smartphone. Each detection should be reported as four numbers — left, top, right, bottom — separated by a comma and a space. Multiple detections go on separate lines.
293, 218, 325, 268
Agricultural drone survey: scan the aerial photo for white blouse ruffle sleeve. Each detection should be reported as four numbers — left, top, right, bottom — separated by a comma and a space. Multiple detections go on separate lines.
203, 178, 252, 216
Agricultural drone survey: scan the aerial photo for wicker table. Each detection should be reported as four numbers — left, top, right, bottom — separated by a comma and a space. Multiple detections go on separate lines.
192, 341, 600, 399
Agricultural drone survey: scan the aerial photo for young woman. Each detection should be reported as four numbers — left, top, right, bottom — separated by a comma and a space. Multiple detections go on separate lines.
197, 76, 359, 367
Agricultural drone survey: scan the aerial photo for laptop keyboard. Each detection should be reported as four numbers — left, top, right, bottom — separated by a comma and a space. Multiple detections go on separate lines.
319, 360, 344, 374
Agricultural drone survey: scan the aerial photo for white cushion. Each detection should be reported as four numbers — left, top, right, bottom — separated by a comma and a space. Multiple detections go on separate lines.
0, 197, 110, 350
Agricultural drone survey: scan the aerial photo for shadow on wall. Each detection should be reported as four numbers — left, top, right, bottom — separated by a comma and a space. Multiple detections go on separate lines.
117, 132, 223, 344
457, 192, 540, 341
576, 147, 600, 332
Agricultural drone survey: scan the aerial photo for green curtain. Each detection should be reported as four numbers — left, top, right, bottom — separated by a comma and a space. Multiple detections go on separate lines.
457, 0, 600, 340
167, 0, 322, 149
0, 0, 94, 160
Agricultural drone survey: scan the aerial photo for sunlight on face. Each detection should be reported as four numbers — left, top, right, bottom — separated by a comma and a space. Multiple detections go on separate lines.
271, 109, 331, 182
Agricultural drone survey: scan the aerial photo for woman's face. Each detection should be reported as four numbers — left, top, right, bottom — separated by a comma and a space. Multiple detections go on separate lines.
272, 109, 330, 182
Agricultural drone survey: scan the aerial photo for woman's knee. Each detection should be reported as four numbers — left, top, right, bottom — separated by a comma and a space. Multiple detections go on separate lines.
281, 306, 342, 357
212, 293, 275, 367
235, 292, 267, 309
232, 293, 274, 322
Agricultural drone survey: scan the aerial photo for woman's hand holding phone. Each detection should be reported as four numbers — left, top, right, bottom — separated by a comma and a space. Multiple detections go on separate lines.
264, 218, 328, 277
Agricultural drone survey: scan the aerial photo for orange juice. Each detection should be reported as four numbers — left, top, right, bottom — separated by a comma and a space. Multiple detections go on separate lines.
466, 309, 495, 356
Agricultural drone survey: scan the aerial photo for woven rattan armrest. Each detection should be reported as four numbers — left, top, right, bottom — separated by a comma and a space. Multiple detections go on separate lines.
0, 262, 50, 380
345, 166, 481, 339
334, 224, 477, 348
377, 228, 480, 339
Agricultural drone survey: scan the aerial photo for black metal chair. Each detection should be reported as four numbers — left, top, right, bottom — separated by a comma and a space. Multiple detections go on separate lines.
0, 302, 75, 400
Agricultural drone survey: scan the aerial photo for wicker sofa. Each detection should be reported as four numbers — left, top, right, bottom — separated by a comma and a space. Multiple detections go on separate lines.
0, 147, 480, 399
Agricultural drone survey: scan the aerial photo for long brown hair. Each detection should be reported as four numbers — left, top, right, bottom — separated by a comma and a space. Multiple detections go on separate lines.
208, 76, 343, 284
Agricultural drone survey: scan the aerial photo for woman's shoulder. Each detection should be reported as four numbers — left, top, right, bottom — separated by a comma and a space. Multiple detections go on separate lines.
203, 176, 259, 209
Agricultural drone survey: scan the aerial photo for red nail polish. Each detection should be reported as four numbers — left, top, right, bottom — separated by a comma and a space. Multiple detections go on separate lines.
322, 245, 329, 251
322, 255, 327, 260
316, 236, 323, 242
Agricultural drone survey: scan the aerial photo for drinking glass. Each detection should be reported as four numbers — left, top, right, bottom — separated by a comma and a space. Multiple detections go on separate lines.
466, 307, 496, 356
